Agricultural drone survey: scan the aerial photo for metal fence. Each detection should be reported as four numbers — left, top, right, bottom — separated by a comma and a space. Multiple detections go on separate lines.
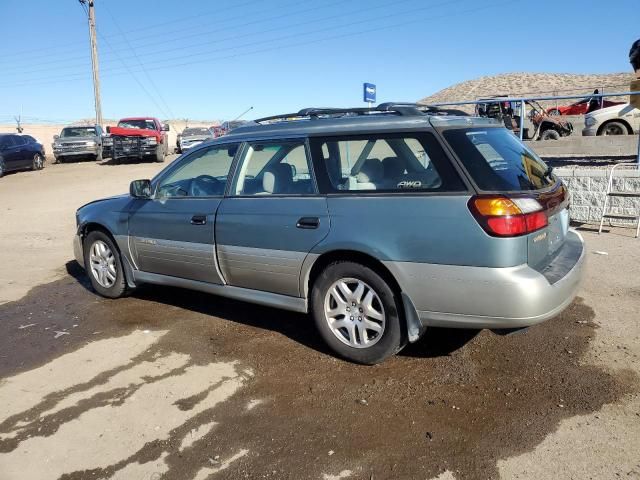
430, 91, 640, 165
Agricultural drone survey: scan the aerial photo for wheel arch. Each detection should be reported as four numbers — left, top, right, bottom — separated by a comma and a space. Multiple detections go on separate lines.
597, 118, 633, 135
303, 249, 424, 343
80, 221, 136, 288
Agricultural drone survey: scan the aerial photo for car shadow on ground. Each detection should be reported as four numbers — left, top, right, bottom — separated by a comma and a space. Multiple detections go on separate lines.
65, 260, 478, 361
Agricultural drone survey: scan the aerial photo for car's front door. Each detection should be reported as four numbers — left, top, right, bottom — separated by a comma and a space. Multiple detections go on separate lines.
128, 143, 240, 284
216, 139, 330, 297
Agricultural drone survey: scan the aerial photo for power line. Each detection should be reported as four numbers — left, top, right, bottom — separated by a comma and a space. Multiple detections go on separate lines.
101, 3, 175, 118
0, 0, 269, 61
0, 0, 464, 80
0, 0, 514, 91
0, 0, 364, 76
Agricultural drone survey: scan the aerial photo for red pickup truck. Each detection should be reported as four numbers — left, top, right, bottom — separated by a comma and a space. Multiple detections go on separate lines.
107, 117, 169, 162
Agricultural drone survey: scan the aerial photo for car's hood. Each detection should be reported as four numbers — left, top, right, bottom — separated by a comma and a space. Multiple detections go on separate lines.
77, 193, 129, 212
181, 135, 211, 142
109, 126, 158, 138
586, 103, 637, 119
57, 136, 98, 143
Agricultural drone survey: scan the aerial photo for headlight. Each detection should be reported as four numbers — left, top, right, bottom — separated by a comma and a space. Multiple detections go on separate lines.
585, 117, 597, 127
85, 141, 97, 146
53, 143, 61, 148
102, 137, 113, 145
145, 137, 157, 145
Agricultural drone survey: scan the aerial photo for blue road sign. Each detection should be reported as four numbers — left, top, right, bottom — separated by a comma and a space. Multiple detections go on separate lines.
363, 83, 376, 103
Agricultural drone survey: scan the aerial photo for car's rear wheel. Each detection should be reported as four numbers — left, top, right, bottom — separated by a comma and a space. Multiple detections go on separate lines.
32, 153, 45, 170
83, 231, 127, 298
155, 145, 165, 162
600, 121, 627, 136
0, 161, 4, 178
311, 261, 404, 364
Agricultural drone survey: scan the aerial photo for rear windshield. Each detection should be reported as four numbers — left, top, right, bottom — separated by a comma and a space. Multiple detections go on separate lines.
444, 128, 554, 191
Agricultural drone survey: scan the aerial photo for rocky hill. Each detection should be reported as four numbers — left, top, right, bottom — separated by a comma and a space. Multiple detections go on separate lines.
419, 72, 634, 111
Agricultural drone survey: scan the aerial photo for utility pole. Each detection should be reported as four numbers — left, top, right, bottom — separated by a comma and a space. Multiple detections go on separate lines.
80, 0, 103, 128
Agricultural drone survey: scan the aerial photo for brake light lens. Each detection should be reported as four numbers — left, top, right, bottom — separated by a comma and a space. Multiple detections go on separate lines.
469, 195, 548, 237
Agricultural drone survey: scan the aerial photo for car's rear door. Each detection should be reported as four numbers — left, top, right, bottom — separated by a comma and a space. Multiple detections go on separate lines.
0, 135, 24, 171
215, 139, 330, 297
128, 143, 240, 284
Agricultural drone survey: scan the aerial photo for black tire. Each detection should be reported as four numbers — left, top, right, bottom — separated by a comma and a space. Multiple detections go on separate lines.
540, 129, 560, 141
599, 121, 628, 136
83, 230, 127, 298
155, 145, 165, 162
0, 161, 4, 178
32, 153, 45, 170
311, 261, 404, 365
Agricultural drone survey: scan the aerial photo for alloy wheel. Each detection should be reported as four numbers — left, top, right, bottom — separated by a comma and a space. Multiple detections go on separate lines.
324, 278, 386, 348
89, 240, 117, 288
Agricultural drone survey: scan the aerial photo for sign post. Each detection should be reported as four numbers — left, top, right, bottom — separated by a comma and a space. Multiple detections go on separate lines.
363, 83, 376, 108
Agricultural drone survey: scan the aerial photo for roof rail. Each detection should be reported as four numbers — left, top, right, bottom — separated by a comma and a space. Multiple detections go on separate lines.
253, 102, 468, 124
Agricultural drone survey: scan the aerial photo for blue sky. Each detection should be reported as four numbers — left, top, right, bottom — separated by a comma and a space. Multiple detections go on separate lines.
0, 0, 637, 123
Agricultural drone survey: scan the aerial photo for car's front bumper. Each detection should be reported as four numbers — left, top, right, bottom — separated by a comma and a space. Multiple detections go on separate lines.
54, 147, 99, 157
385, 229, 585, 330
582, 126, 598, 136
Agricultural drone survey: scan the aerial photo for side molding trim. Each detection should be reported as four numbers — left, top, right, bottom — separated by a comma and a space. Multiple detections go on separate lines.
133, 270, 308, 313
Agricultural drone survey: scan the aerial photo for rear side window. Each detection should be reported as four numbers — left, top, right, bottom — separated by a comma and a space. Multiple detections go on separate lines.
443, 128, 554, 191
0, 136, 15, 148
310, 132, 465, 193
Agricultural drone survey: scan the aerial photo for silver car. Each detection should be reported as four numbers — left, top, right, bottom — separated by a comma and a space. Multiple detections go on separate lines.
73, 104, 585, 364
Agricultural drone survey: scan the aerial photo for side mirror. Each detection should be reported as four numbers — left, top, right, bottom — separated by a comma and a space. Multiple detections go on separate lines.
162, 124, 170, 132
53, 134, 59, 140
106, 126, 111, 134
130, 179, 152, 199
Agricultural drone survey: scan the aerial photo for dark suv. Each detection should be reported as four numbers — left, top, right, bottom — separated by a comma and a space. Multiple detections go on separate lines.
73, 104, 584, 364
0, 133, 45, 177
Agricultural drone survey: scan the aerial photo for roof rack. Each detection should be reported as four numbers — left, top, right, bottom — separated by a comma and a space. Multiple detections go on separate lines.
253, 102, 467, 124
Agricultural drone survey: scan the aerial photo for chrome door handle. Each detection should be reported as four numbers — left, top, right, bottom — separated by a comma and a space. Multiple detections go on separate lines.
296, 217, 319, 229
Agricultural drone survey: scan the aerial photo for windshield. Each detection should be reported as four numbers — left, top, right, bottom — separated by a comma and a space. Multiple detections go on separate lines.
444, 128, 555, 191
182, 128, 211, 136
118, 119, 156, 130
61, 127, 97, 138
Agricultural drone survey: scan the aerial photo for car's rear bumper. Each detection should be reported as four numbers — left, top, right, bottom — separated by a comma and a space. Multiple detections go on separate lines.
385, 230, 585, 329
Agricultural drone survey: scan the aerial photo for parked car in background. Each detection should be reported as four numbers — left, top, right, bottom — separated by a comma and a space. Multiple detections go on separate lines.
73, 103, 584, 364
177, 127, 214, 154
214, 120, 247, 137
107, 117, 169, 163
0, 133, 45, 177
547, 93, 624, 116
52, 125, 110, 163
582, 103, 640, 136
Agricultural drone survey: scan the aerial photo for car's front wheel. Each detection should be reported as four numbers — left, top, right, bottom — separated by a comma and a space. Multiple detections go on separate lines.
83, 231, 127, 298
311, 261, 404, 364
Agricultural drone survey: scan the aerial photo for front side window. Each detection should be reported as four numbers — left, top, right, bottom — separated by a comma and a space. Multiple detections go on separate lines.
232, 140, 315, 196
0, 136, 14, 149
443, 128, 554, 191
311, 132, 465, 193
156, 143, 238, 198
13, 136, 26, 146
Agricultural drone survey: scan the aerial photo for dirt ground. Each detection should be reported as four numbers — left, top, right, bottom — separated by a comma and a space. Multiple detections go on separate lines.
0, 160, 639, 480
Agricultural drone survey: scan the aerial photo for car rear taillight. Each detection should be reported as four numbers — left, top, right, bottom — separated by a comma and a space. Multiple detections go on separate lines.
468, 195, 548, 237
